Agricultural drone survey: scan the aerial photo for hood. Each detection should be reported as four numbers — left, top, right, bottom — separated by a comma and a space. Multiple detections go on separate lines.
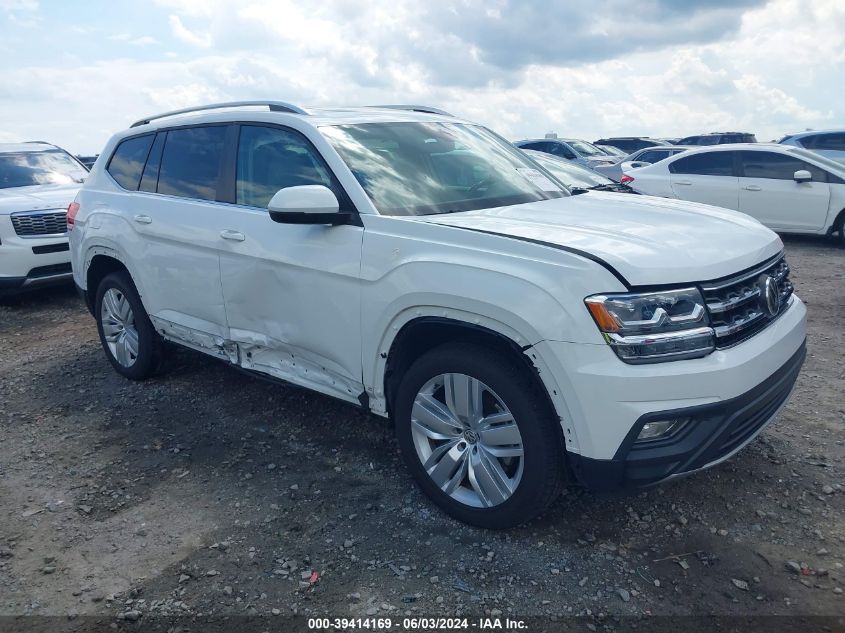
416, 192, 782, 287
0, 183, 81, 215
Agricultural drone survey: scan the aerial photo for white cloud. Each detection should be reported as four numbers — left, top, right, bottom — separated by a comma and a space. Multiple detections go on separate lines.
168, 14, 212, 47
0, 0, 842, 153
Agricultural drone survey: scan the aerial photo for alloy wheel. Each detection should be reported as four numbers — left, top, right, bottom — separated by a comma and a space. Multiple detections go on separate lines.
410, 373, 524, 508
100, 287, 139, 367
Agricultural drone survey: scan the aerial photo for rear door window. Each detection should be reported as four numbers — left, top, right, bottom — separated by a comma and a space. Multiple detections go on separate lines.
157, 126, 228, 201
669, 151, 736, 176
107, 135, 154, 190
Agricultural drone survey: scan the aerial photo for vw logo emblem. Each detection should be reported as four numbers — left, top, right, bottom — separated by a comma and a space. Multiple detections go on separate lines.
761, 275, 779, 317
463, 429, 480, 445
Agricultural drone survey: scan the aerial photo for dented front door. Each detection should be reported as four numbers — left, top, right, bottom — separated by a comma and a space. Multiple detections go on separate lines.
217, 123, 365, 403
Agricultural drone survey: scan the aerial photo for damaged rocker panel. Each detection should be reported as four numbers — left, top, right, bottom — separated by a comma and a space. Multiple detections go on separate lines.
150, 316, 365, 406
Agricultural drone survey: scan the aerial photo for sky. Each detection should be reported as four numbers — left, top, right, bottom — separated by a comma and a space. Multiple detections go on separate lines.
0, 0, 843, 154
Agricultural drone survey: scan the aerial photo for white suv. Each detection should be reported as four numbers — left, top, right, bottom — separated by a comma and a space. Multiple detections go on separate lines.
0, 142, 87, 297
69, 102, 807, 528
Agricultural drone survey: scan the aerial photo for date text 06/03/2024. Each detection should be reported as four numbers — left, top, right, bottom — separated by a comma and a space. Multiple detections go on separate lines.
306, 617, 529, 630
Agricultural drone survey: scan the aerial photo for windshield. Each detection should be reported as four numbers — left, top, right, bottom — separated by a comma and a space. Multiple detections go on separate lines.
526, 151, 612, 188
321, 122, 566, 216
565, 139, 608, 158
0, 150, 87, 189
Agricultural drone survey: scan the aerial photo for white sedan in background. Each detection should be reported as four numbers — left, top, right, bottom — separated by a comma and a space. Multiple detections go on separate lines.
622, 144, 845, 244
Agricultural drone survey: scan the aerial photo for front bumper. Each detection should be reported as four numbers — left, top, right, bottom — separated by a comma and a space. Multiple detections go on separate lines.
0, 215, 72, 295
568, 341, 805, 490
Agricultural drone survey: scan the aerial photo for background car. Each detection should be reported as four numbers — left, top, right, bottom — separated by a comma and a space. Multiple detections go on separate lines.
593, 145, 693, 182
676, 132, 757, 145
779, 130, 845, 164
513, 136, 617, 169
620, 143, 845, 243
522, 149, 637, 193
597, 144, 627, 157
0, 141, 86, 296
593, 137, 671, 153
76, 155, 98, 170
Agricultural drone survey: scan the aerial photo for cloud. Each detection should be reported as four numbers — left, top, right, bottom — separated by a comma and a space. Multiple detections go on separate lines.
0, 0, 842, 153
168, 14, 212, 47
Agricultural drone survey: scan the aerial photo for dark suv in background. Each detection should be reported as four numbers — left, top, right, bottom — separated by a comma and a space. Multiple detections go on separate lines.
594, 137, 671, 153
676, 132, 757, 145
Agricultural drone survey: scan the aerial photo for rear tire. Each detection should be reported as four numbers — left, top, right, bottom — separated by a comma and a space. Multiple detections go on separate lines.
394, 342, 565, 529
94, 271, 163, 380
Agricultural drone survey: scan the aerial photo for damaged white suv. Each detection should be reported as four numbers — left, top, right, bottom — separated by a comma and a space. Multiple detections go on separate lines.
70, 102, 806, 528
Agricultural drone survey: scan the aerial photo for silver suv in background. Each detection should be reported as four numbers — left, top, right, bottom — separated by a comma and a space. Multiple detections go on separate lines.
513, 136, 617, 169
779, 130, 845, 164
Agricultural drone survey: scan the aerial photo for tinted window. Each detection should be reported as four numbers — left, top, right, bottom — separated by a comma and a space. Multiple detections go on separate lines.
637, 149, 671, 164
549, 142, 576, 159
107, 135, 154, 190
740, 151, 825, 181
236, 125, 336, 208
139, 133, 165, 193
669, 151, 735, 176
518, 142, 546, 151
0, 150, 87, 189
157, 126, 227, 201
812, 133, 845, 151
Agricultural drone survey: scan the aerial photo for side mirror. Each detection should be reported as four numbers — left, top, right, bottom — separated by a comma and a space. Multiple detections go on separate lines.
793, 169, 812, 183
267, 185, 350, 225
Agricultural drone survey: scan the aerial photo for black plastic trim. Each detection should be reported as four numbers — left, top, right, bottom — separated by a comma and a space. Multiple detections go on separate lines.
32, 242, 69, 255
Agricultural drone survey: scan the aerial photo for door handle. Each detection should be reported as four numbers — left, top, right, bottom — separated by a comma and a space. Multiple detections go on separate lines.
743, 185, 762, 191
133, 214, 152, 224
220, 229, 246, 242
674, 180, 692, 185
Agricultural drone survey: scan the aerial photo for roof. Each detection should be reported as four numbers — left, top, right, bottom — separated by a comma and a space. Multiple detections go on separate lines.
682, 132, 754, 136
128, 102, 460, 131
0, 142, 59, 154
782, 128, 845, 138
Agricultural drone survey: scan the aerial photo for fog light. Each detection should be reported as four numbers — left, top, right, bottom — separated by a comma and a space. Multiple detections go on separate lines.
637, 417, 690, 442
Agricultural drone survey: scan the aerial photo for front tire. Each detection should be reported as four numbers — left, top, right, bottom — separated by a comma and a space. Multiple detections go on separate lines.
94, 271, 162, 380
394, 343, 565, 529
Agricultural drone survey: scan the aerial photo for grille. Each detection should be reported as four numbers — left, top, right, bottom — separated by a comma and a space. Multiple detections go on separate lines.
11, 210, 68, 237
702, 254, 793, 348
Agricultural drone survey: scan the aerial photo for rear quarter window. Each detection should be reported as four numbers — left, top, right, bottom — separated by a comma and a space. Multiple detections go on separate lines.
107, 135, 155, 190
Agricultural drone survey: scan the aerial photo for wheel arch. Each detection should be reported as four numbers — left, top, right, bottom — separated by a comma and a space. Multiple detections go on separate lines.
377, 314, 576, 455
82, 244, 150, 316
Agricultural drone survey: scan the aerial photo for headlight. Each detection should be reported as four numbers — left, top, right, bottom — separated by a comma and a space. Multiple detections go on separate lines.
584, 287, 715, 363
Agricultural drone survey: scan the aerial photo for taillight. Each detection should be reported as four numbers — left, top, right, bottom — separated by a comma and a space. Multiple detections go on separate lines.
67, 202, 80, 231
620, 175, 634, 185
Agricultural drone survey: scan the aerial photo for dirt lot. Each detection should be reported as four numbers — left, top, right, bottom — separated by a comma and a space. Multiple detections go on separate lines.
0, 236, 843, 629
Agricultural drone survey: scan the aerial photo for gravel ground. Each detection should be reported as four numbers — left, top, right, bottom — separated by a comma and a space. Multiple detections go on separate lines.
0, 236, 843, 628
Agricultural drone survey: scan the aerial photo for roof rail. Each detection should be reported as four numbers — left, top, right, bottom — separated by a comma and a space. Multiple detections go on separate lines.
25, 140, 53, 145
130, 101, 309, 128
369, 105, 453, 117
